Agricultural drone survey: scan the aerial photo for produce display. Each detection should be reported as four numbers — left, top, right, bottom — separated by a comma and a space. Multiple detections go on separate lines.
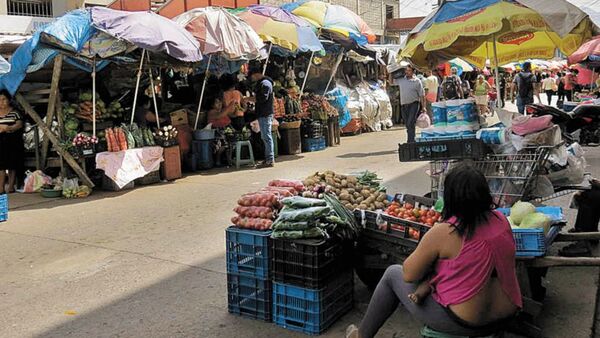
63, 185, 91, 199
71, 133, 98, 149
154, 125, 179, 146
302, 171, 389, 211
301, 93, 338, 121
508, 201, 552, 234
75, 91, 106, 122
384, 201, 442, 227
271, 195, 359, 240
104, 123, 156, 152
232, 179, 304, 231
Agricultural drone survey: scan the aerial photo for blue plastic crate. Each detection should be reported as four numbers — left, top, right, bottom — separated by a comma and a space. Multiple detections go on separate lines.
227, 272, 272, 322
512, 227, 559, 257
0, 194, 7, 222
272, 270, 353, 335
302, 137, 326, 152
496, 206, 564, 223
226, 226, 271, 279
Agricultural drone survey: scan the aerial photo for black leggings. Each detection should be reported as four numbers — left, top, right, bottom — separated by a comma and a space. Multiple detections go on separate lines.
545, 90, 553, 105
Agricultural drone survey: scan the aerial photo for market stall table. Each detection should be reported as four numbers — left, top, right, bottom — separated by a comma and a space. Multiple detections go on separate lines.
95, 146, 163, 190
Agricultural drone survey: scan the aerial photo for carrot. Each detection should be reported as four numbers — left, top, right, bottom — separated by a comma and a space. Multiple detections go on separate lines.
106, 128, 113, 152
116, 128, 128, 151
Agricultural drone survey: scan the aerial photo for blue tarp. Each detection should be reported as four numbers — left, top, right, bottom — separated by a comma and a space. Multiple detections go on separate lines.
326, 87, 351, 128
0, 9, 100, 95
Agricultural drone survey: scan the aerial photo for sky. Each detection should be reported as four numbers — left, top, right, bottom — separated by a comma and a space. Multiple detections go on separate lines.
400, 0, 600, 26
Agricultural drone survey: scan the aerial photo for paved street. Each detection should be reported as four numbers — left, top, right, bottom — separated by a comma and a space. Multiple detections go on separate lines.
1, 105, 600, 338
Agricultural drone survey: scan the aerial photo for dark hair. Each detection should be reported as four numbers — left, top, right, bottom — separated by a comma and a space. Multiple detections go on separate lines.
248, 66, 262, 77
523, 62, 532, 71
0, 89, 12, 101
220, 73, 237, 91
442, 163, 495, 238
138, 95, 151, 108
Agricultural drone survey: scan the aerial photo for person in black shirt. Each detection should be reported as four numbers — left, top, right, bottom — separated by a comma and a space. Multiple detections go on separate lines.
0, 90, 24, 193
246, 67, 275, 167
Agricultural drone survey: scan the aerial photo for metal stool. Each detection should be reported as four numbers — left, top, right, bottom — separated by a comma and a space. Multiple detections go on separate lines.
421, 326, 501, 338
232, 140, 255, 169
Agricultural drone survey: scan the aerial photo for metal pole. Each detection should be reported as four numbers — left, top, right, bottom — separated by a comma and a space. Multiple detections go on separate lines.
194, 54, 213, 130
130, 49, 146, 125
92, 57, 96, 138
323, 51, 344, 95
263, 43, 273, 75
492, 35, 502, 109
301, 51, 315, 94
147, 53, 161, 130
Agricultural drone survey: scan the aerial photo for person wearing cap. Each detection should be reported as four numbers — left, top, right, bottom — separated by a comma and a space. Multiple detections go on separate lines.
512, 61, 536, 114
246, 67, 275, 167
396, 64, 426, 143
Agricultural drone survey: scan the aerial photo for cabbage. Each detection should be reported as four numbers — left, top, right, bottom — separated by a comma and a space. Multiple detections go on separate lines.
507, 216, 515, 227
510, 201, 536, 225
520, 212, 552, 234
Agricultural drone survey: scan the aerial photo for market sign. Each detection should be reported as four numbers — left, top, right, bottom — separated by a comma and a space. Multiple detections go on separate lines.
0, 15, 54, 35
498, 32, 535, 46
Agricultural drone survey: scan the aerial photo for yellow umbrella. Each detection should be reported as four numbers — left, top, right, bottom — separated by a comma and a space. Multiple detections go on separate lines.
401, 0, 597, 69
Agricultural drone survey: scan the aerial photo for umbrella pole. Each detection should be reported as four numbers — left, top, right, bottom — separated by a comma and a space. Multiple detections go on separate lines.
147, 53, 160, 130
323, 51, 344, 95
130, 49, 146, 126
92, 57, 96, 138
263, 43, 273, 75
492, 34, 502, 109
301, 51, 315, 95
195, 54, 212, 130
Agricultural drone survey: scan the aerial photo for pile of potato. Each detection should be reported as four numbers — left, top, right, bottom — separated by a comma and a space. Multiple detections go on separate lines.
302, 171, 390, 211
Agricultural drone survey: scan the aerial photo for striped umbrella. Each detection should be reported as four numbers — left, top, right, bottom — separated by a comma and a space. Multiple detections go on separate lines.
236, 5, 323, 53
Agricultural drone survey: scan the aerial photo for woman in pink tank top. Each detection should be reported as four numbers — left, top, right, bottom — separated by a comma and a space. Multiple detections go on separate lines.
347, 164, 522, 338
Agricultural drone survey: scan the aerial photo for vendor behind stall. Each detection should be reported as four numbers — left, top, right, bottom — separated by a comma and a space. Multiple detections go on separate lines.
134, 95, 165, 128
0, 90, 24, 193
221, 74, 246, 131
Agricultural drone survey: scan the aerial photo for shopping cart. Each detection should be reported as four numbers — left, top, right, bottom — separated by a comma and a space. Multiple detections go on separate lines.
428, 146, 553, 207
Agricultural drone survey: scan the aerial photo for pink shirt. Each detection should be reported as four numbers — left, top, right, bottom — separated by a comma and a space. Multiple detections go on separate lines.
430, 210, 522, 308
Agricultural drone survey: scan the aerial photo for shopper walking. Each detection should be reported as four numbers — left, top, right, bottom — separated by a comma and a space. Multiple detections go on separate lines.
346, 164, 521, 338
563, 71, 575, 102
423, 70, 439, 117
474, 75, 492, 116
441, 67, 464, 100
557, 72, 565, 105
512, 62, 536, 114
248, 67, 275, 167
542, 74, 555, 105
397, 64, 426, 143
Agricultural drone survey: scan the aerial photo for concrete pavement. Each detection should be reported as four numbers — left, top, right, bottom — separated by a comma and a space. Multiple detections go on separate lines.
1, 108, 599, 338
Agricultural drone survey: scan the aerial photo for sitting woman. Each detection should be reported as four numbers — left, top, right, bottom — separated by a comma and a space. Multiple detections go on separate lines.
134, 95, 166, 128
347, 163, 522, 338
221, 74, 246, 131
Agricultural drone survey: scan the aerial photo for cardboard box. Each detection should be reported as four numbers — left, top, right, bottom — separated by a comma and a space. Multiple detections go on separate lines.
170, 109, 189, 126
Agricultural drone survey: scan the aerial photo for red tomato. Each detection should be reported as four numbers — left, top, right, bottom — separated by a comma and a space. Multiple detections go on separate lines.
404, 203, 414, 210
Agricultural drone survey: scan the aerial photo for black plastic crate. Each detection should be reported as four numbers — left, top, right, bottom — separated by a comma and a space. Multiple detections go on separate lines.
227, 272, 272, 322
272, 238, 352, 289
398, 138, 488, 162
301, 121, 324, 139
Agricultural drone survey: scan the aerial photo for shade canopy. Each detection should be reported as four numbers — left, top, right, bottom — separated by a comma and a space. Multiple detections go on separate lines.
568, 35, 600, 68
401, 0, 598, 68
174, 7, 264, 60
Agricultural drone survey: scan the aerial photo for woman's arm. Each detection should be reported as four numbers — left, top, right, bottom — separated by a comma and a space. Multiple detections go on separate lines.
4, 120, 23, 133
402, 226, 443, 283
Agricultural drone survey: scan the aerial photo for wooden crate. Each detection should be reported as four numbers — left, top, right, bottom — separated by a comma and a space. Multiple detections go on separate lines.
161, 145, 182, 181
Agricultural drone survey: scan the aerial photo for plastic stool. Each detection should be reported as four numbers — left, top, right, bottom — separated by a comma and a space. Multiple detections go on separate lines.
421, 326, 500, 338
233, 140, 255, 169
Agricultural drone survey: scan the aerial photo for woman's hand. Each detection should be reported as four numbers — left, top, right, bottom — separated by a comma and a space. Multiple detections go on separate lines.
0, 125, 8, 133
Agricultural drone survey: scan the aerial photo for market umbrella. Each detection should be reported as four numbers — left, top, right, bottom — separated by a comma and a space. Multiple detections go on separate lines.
448, 57, 474, 73
281, 1, 375, 45
236, 5, 323, 54
401, 0, 597, 69
174, 7, 265, 129
401, 0, 598, 108
568, 35, 600, 68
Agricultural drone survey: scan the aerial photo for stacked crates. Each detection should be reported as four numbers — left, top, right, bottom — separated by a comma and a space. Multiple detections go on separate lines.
0, 194, 7, 222
226, 226, 272, 321
271, 238, 354, 335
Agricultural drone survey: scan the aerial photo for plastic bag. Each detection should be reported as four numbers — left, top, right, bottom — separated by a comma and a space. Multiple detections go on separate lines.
276, 206, 331, 222
23, 170, 52, 193
268, 179, 304, 192
548, 145, 569, 167
272, 220, 313, 231
510, 125, 562, 151
547, 155, 586, 186
233, 206, 274, 219
238, 191, 281, 207
511, 115, 554, 136
281, 196, 327, 209
271, 227, 326, 239
531, 176, 555, 199
416, 112, 431, 129
260, 186, 296, 197
231, 216, 273, 230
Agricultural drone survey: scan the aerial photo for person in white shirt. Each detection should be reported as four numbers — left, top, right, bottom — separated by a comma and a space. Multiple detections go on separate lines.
541, 74, 556, 105
423, 70, 439, 117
